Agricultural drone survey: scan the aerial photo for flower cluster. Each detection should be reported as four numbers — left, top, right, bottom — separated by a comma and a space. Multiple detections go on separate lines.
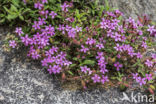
9, 1, 155, 89
132, 73, 153, 86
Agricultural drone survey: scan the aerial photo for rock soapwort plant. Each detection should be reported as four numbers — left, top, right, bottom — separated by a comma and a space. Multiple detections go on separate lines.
3, 0, 156, 92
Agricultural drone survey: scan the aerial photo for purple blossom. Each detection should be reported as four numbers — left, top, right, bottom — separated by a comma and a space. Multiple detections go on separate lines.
98, 58, 107, 67
63, 60, 72, 66
151, 53, 156, 59
115, 10, 123, 16
21, 34, 30, 46
80, 66, 92, 74
23, 0, 27, 5
66, 18, 75, 22
136, 77, 146, 86
15, 27, 24, 36
145, 74, 153, 81
45, 46, 58, 57
145, 59, 153, 67
132, 73, 138, 80
45, 25, 55, 36
137, 30, 143, 35
86, 38, 96, 45
41, 58, 48, 66
113, 32, 122, 41
107, 11, 116, 17
99, 37, 105, 44
57, 25, 65, 33
118, 25, 125, 33
96, 52, 104, 59
34, 2, 43, 10
135, 52, 143, 59
80, 45, 89, 53
42, 0, 48, 4
31, 50, 41, 59
92, 74, 101, 83
39, 10, 49, 19
114, 43, 122, 52
147, 25, 156, 34
51, 65, 62, 74
117, 54, 121, 58
9, 40, 17, 48
49, 11, 57, 19
100, 67, 108, 74
38, 17, 46, 25
100, 18, 108, 29
76, 26, 82, 32
27, 47, 40, 59
114, 62, 123, 71
80, 66, 90, 73
67, 28, 76, 38
126, 17, 135, 24
32, 21, 41, 30
96, 43, 104, 49
101, 75, 109, 84
61, 2, 69, 12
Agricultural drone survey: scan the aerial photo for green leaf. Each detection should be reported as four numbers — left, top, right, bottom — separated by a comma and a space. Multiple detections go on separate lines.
7, 14, 18, 20
19, 15, 24, 20
10, 4, 18, 12
80, 60, 95, 66
0, 18, 5, 23
70, 64, 77, 68
22, 8, 31, 14
11, 0, 20, 7
67, 71, 74, 75
104, 0, 110, 11
4, 6, 12, 14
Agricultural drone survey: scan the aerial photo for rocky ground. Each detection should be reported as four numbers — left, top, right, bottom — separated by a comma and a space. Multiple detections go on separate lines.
102, 0, 156, 22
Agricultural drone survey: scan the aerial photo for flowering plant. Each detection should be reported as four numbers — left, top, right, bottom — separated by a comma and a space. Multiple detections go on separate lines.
4, 0, 156, 92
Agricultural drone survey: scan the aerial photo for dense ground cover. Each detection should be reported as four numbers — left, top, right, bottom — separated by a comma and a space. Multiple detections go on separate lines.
1, 0, 156, 93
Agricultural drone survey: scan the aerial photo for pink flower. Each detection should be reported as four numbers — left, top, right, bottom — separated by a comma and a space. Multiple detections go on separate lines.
49, 11, 57, 19
136, 77, 146, 86
145, 59, 153, 67
86, 38, 96, 45
80, 66, 92, 74
21, 34, 30, 46
92, 74, 101, 83
61, 2, 69, 12
132, 73, 138, 80
80, 45, 89, 53
141, 42, 147, 49
32, 21, 41, 30
152, 53, 156, 59
15, 27, 23, 36
145, 74, 153, 81
34, 2, 43, 10
101, 75, 109, 84
114, 62, 123, 71
135, 52, 143, 59
147, 25, 156, 34
76, 26, 82, 32
42, 0, 48, 4
9, 40, 17, 48
96, 43, 104, 49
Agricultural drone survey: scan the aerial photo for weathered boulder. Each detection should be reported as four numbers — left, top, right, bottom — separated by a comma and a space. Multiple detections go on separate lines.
101, 0, 156, 22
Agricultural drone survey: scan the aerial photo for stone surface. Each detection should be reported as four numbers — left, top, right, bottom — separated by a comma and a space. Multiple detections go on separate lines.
101, 0, 156, 22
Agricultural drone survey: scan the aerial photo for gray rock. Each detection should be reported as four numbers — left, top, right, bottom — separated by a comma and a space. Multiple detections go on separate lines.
101, 0, 156, 22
